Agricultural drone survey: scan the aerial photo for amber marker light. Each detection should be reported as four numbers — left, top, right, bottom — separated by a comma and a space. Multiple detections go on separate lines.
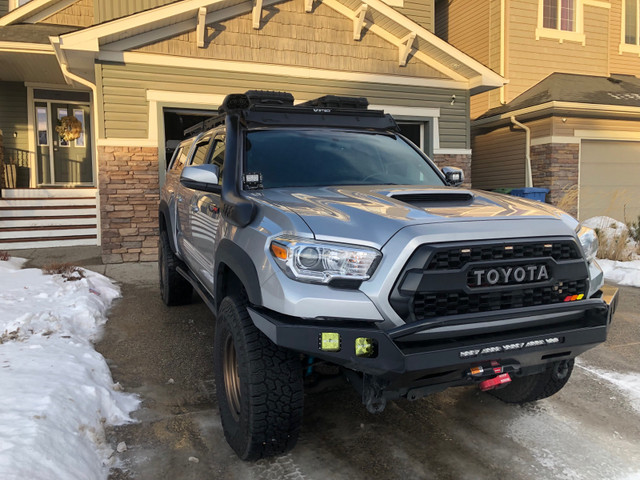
270, 242, 288, 260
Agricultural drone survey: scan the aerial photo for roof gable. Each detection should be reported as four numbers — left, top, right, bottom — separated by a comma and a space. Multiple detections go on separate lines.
55, 0, 504, 92
0, 0, 76, 26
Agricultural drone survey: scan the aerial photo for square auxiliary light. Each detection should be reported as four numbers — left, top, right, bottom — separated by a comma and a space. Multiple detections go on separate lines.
355, 337, 377, 357
319, 332, 341, 352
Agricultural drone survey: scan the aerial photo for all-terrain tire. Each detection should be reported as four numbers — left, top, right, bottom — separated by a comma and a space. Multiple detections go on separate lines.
158, 230, 193, 306
214, 295, 304, 460
489, 359, 574, 404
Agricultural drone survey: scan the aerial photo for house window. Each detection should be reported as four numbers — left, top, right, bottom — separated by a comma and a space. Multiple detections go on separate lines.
543, 0, 575, 31
625, 0, 639, 45
9, 0, 33, 10
536, 0, 585, 44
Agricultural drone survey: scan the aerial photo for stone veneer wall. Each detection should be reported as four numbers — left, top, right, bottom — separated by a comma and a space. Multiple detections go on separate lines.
432, 153, 472, 187
530, 143, 579, 217
98, 146, 160, 263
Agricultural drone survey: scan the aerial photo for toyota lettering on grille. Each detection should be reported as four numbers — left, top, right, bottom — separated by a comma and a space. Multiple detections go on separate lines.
469, 264, 549, 287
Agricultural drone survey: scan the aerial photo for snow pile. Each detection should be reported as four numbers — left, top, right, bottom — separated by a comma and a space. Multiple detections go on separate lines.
582, 216, 640, 288
0, 257, 139, 480
577, 361, 640, 414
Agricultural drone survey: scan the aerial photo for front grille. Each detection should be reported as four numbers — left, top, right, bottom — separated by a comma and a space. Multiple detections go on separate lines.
428, 241, 581, 270
389, 239, 589, 323
414, 280, 587, 318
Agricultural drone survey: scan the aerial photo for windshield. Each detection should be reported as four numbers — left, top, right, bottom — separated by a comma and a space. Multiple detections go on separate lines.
245, 129, 445, 189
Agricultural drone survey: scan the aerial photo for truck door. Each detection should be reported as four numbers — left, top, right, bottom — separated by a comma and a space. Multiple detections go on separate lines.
188, 130, 225, 294
175, 132, 214, 281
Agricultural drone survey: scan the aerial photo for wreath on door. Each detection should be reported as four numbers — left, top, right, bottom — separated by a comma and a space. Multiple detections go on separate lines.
55, 115, 83, 142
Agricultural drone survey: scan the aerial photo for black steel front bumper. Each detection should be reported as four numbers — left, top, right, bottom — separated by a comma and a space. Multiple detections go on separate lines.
248, 286, 619, 379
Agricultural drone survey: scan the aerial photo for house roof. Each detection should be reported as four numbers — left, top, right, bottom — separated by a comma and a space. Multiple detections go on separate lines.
0, 24, 78, 43
478, 73, 640, 120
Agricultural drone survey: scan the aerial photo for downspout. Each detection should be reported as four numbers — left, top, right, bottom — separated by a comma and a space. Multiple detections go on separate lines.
510, 116, 533, 188
50, 36, 102, 246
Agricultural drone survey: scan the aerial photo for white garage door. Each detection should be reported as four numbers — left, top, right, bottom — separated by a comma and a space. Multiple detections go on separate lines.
580, 140, 640, 222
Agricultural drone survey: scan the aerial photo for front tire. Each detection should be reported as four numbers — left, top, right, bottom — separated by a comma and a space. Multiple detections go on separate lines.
158, 230, 192, 306
489, 359, 574, 404
214, 295, 304, 460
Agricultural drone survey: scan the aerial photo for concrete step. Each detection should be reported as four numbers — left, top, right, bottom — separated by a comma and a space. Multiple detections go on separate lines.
0, 197, 97, 208
0, 226, 98, 240
1, 216, 97, 228
0, 237, 98, 250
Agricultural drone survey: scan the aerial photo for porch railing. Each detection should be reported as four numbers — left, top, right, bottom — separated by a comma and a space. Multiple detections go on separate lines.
0, 147, 35, 190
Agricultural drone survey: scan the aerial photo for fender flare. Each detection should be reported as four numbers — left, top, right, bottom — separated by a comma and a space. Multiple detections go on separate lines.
215, 239, 263, 307
158, 200, 178, 252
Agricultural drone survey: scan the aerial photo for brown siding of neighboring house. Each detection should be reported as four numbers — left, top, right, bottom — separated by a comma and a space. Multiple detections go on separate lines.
135, 1, 448, 79
471, 125, 527, 190
394, 0, 433, 32
506, 1, 610, 103
433, 0, 502, 119
0, 0, 8, 17
551, 116, 640, 136
43, 0, 94, 27
94, 0, 177, 23
609, 0, 640, 75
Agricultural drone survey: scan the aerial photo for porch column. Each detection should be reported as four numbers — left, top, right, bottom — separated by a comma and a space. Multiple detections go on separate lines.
98, 146, 159, 263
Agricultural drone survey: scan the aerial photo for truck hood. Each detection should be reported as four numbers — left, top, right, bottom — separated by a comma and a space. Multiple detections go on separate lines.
249, 186, 577, 248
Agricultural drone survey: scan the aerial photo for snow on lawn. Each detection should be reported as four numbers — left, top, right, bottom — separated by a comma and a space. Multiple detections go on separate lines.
0, 257, 139, 480
583, 216, 640, 288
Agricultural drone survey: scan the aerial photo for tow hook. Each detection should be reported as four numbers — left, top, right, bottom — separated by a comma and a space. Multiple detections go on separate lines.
479, 373, 512, 391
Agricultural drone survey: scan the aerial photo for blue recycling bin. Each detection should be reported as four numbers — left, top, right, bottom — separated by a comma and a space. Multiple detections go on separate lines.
510, 187, 549, 202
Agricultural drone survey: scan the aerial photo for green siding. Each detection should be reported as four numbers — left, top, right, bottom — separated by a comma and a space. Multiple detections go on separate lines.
95, 0, 179, 23
97, 62, 469, 148
0, 82, 29, 151
0, 0, 8, 18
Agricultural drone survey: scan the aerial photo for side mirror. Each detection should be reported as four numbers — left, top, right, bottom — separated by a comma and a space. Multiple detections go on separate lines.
442, 166, 464, 187
180, 164, 221, 193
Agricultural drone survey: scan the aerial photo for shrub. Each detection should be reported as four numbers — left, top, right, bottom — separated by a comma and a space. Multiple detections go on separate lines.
594, 228, 633, 262
0, 251, 10, 261
42, 262, 85, 281
627, 215, 640, 244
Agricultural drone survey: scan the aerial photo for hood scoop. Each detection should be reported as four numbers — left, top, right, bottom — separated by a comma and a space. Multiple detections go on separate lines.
389, 190, 475, 206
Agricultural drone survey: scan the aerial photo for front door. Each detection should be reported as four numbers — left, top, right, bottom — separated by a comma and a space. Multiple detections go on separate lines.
35, 101, 92, 185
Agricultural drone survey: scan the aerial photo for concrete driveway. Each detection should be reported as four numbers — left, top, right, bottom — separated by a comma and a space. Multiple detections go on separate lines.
10, 247, 640, 479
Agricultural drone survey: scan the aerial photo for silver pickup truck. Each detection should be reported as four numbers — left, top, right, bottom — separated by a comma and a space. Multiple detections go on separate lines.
158, 90, 618, 461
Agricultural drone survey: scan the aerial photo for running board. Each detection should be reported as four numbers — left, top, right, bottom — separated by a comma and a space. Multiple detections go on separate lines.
176, 265, 218, 314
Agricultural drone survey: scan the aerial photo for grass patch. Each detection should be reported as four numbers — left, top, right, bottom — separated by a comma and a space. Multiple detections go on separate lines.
42, 262, 85, 282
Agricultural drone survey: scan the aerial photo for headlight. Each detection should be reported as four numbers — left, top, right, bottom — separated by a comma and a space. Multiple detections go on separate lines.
577, 225, 598, 263
270, 236, 381, 285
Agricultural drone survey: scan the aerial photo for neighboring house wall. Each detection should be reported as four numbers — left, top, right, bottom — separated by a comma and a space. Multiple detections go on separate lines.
609, 0, 640, 74
43, 0, 94, 27
506, 1, 610, 103
434, 0, 502, 119
394, 0, 434, 32
0, 0, 8, 17
0, 82, 28, 152
471, 126, 526, 190
94, 0, 177, 23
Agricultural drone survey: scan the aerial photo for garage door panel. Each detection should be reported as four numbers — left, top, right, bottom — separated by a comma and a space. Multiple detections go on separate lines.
580, 140, 640, 222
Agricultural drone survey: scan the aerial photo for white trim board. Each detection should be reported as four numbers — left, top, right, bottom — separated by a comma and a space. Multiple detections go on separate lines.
433, 148, 472, 155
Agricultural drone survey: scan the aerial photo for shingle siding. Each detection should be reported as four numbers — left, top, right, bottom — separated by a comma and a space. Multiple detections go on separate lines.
95, 0, 179, 23
43, 0, 94, 27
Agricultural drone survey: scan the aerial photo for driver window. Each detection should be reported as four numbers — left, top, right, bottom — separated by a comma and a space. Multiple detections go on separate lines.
190, 135, 213, 166
209, 134, 225, 184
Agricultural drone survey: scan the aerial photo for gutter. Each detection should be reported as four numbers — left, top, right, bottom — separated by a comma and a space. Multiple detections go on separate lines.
510, 116, 533, 188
